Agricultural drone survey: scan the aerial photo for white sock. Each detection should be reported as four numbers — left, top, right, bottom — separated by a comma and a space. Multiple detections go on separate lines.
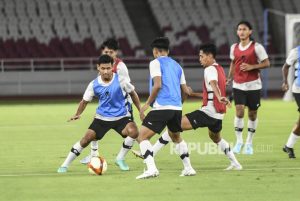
234, 117, 244, 144
140, 140, 157, 172
246, 119, 258, 145
116, 136, 135, 160
175, 140, 192, 169
153, 130, 171, 156
286, 132, 300, 148
218, 139, 240, 165
90, 140, 99, 157
61, 142, 84, 167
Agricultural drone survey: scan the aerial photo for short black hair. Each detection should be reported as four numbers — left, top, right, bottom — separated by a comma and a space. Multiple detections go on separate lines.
150, 37, 170, 51
199, 43, 217, 58
101, 38, 119, 50
97, 54, 114, 65
237, 21, 253, 30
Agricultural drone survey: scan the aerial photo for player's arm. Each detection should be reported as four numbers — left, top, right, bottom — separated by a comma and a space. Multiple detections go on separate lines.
68, 100, 89, 122
140, 76, 161, 120
129, 90, 141, 112
68, 81, 93, 122
181, 84, 202, 102
240, 58, 270, 71
210, 80, 230, 106
282, 63, 291, 91
226, 60, 234, 85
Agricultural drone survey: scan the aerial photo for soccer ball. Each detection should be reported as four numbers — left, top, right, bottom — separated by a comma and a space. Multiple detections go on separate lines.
88, 156, 107, 175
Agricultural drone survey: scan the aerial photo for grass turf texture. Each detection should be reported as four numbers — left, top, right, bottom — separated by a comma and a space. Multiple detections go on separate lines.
0, 100, 299, 201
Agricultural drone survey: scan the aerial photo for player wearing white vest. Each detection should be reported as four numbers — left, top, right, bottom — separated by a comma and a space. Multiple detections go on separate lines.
80, 39, 139, 171
282, 46, 300, 158
57, 55, 141, 173
136, 37, 194, 179
227, 21, 270, 155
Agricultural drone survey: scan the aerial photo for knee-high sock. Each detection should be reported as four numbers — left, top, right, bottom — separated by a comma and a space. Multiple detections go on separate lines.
234, 117, 244, 144
153, 130, 171, 156
246, 119, 258, 145
116, 136, 135, 160
140, 140, 157, 172
286, 132, 300, 148
175, 140, 192, 169
91, 140, 99, 157
218, 139, 240, 165
61, 142, 84, 167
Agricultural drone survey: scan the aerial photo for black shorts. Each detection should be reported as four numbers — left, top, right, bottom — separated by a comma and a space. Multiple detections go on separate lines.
142, 110, 182, 134
88, 117, 133, 140
185, 110, 222, 133
233, 88, 261, 110
293, 93, 300, 112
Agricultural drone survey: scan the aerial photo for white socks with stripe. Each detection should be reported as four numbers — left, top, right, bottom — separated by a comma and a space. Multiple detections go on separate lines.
140, 140, 157, 172
90, 140, 99, 157
61, 141, 84, 167
116, 136, 135, 160
153, 130, 171, 156
234, 117, 244, 144
218, 139, 239, 165
246, 119, 258, 145
175, 140, 192, 169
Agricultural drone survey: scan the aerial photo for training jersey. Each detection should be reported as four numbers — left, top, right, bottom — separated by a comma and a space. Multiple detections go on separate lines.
112, 58, 133, 106
286, 46, 300, 93
149, 56, 186, 111
83, 73, 135, 121
200, 63, 226, 120
230, 41, 268, 91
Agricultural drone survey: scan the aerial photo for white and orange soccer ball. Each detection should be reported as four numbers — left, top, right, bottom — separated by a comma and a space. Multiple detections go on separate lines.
88, 156, 108, 175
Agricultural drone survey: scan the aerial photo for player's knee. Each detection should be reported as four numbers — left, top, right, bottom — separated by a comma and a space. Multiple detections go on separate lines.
248, 111, 257, 121
127, 126, 138, 139
235, 106, 244, 118
170, 133, 181, 143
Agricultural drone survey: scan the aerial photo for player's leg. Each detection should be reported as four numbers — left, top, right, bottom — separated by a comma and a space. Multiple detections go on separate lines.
283, 93, 300, 158
208, 127, 242, 170
136, 125, 159, 179
135, 113, 194, 158
232, 89, 246, 153
79, 140, 98, 164
114, 119, 138, 170
58, 129, 97, 173
167, 111, 196, 176
243, 90, 260, 155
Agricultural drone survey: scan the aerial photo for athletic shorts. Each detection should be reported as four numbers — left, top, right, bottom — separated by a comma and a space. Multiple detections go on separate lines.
88, 117, 133, 140
142, 110, 182, 134
185, 110, 222, 133
233, 88, 261, 110
293, 93, 300, 112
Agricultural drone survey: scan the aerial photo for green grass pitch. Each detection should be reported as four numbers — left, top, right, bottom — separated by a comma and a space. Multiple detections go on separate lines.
0, 99, 299, 201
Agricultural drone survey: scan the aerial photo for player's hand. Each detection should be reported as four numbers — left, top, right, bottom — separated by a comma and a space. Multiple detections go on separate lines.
240, 63, 254, 71
218, 96, 231, 108
68, 115, 81, 122
226, 78, 232, 86
139, 103, 149, 121
282, 82, 289, 92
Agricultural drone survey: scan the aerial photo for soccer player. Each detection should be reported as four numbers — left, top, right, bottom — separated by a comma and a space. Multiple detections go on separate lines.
57, 55, 140, 173
136, 37, 195, 179
80, 39, 138, 171
282, 45, 300, 158
227, 21, 270, 154
134, 44, 242, 171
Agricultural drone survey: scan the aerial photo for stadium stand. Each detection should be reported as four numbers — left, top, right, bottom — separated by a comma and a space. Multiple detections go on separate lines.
0, 0, 144, 58
148, 0, 266, 55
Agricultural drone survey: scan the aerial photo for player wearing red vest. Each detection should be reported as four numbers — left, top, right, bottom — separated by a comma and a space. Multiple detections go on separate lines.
133, 44, 242, 171
80, 39, 141, 171
227, 21, 270, 155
